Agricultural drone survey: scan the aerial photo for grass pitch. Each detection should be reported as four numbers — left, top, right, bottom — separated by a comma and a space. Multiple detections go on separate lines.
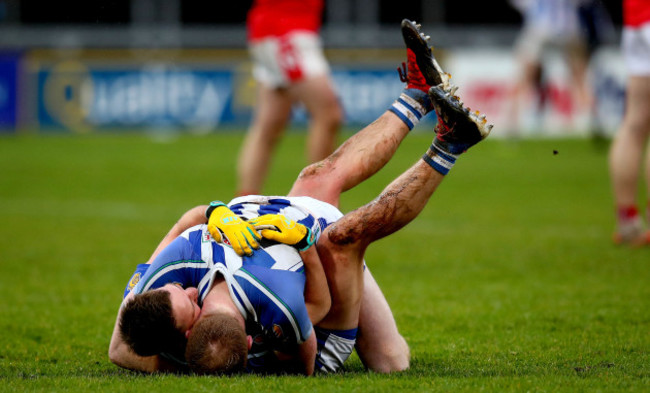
0, 131, 648, 392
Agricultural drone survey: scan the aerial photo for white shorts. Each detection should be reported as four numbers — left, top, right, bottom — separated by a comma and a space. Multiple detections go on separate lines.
514, 27, 586, 63
248, 31, 330, 88
314, 326, 357, 373
623, 23, 650, 76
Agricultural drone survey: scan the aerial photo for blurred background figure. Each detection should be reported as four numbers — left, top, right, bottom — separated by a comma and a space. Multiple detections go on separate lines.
236, 0, 343, 196
608, 0, 650, 246
508, 0, 611, 135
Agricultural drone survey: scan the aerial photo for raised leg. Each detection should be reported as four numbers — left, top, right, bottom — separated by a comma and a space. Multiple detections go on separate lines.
288, 20, 449, 207
316, 158, 444, 330
288, 112, 411, 207
311, 20, 492, 373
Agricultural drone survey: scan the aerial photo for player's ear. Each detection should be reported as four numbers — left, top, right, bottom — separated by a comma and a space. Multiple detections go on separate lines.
246, 335, 253, 350
185, 329, 192, 339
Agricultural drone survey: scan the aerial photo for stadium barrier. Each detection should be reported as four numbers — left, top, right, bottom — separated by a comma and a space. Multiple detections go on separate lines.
0, 47, 625, 136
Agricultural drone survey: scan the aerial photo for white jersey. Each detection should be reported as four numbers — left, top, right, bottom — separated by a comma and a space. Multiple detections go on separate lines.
511, 0, 589, 62
228, 195, 344, 244
511, 0, 587, 38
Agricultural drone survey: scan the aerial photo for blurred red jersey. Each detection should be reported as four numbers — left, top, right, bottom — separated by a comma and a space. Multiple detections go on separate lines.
624, 0, 650, 27
247, 0, 324, 40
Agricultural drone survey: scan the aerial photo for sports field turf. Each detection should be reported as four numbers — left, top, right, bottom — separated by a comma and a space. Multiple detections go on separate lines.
0, 130, 648, 392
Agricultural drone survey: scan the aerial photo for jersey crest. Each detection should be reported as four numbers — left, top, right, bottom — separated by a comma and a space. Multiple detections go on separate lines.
127, 272, 141, 292
203, 227, 233, 247
273, 324, 284, 339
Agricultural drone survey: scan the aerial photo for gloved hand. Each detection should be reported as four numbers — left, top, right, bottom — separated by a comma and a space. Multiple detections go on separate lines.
206, 201, 260, 256
249, 214, 316, 251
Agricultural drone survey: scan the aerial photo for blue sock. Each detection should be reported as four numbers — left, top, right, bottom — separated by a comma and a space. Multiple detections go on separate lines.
388, 88, 433, 130
422, 140, 457, 175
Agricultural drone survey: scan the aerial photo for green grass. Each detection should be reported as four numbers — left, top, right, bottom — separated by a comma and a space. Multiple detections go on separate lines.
0, 130, 648, 392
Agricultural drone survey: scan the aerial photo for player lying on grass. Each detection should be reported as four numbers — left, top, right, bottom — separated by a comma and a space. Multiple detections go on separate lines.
108, 19, 492, 375
110, 202, 334, 374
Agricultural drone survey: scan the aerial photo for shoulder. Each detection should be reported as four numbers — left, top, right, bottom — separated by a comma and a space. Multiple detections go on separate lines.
234, 266, 312, 342
236, 265, 306, 301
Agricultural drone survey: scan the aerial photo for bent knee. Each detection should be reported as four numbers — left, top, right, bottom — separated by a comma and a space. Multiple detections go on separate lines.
375, 344, 411, 373
296, 160, 330, 183
289, 161, 343, 204
624, 116, 650, 136
375, 355, 410, 374
364, 340, 411, 373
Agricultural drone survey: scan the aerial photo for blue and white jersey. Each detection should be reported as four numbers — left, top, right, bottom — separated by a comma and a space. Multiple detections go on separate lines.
224, 195, 346, 372
126, 224, 307, 305
215, 262, 313, 371
121, 196, 347, 373
228, 195, 343, 241
121, 222, 314, 371
126, 224, 242, 304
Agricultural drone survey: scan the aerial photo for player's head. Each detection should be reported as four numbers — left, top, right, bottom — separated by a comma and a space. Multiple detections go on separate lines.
185, 312, 250, 375
120, 284, 201, 356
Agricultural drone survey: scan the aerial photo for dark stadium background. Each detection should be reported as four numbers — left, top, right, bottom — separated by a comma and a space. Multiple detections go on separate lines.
4, 0, 623, 47
12, 0, 623, 27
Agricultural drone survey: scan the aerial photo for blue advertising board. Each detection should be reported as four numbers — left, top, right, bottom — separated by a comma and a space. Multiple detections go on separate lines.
36, 63, 236, 131
35, 63, 408, 131
333, 69, 406, 124
19, 47, 631, 134
0, 52, 19, 132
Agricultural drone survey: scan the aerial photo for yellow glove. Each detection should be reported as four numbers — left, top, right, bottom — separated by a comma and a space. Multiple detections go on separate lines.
249, 214, 316, 251
206, 201, 260, 256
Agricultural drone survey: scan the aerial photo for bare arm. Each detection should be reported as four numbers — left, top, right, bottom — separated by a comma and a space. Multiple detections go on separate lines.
297, 329, 318, 376
300, 246, 331, 325
272, 329, 317, 376
274, 248, 326, 375
145, 205, 208, 264
261, 247, 324, 376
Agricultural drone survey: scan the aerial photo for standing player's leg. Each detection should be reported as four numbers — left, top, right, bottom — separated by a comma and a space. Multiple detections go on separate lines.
609, 75, 650, 244
237, 84, 293, 196
287, 31, 342, 167
565, 40, 593, 127
291, 75, 343, 164
609, 22, 650, 245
